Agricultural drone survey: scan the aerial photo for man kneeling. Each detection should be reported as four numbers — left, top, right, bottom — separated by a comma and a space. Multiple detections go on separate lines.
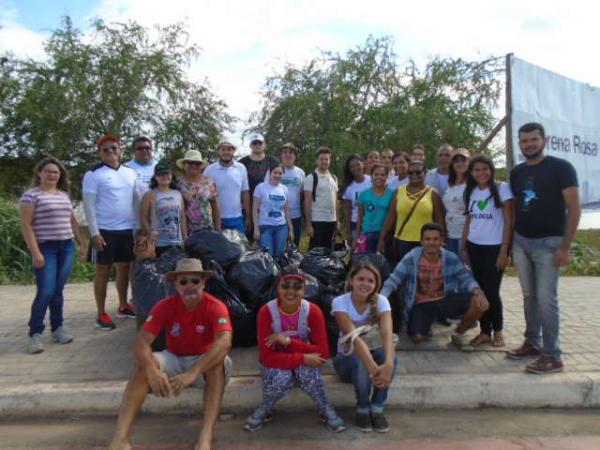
109, 258, 233, 450
381, 223, 489, 347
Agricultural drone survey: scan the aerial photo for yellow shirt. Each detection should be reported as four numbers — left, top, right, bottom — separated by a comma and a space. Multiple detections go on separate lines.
394, 185, 434, 242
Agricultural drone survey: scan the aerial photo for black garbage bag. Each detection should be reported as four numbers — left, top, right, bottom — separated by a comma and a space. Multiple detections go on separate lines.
226, 250, 280, 310
275, 242, 303, 271
204, 260, 257, 347
133, 260, 177, 317
303, 274, 320, 303
185, 230, 244, 269
300, 247, 346, 286
221, 229, 250, 254
155, 246, 188, 273
349, 252, 392, 281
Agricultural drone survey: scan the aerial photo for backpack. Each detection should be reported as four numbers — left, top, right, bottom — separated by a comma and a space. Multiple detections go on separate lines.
311, 171, 338, 202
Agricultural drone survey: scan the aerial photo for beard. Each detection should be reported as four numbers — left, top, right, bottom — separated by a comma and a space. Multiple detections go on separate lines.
522, 147, 544, 160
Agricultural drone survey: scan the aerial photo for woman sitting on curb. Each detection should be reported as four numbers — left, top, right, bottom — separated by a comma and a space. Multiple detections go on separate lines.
332, 262, 397, 433
244, 267, 346, 433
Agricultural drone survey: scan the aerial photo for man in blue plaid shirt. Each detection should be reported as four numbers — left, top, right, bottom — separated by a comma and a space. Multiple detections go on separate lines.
381, 223, 489, 347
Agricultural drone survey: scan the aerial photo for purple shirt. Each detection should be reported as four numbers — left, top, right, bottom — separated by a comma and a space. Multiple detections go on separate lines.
20, 188, 74, 242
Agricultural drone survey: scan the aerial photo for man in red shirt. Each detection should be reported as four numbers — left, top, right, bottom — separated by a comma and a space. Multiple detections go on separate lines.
109, 258, 233, 450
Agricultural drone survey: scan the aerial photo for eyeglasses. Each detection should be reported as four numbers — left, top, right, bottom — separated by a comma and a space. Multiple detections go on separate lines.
408, 170, 423, 175
185, 161, 203, 166
135, 146, 152, 151
178, 277, 202, 286
280, 281, 304, 290
101, 144, 118, 153
251, 140, 263, 146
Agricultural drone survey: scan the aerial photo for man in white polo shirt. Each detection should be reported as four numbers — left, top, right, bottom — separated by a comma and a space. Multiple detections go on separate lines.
203, 140, 251, 235
83, 134, 138, 331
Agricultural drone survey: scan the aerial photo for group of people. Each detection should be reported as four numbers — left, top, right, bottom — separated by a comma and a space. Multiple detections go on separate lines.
19, 122, 580, 449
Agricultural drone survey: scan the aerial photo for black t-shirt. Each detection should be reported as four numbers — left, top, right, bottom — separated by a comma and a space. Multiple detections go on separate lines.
239, 154, 280, 196
510, 155, 578, 238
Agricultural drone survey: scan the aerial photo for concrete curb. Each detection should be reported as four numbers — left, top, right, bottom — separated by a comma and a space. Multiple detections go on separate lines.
2, 372, 599, 417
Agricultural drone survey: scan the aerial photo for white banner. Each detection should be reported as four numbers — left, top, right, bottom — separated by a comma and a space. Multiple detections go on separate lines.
510, 56, 600, 206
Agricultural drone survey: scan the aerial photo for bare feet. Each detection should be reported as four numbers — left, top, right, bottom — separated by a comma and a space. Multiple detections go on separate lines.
108, 438, 132, 450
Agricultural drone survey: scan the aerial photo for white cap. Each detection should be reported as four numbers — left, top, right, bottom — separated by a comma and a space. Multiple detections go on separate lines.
249, 132, 265, 143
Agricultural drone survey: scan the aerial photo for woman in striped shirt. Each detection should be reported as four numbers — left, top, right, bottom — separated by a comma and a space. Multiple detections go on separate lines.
20, 157, 87, 354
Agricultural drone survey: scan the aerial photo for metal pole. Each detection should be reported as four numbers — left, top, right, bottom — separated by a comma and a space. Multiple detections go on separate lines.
505, 53, 514, 172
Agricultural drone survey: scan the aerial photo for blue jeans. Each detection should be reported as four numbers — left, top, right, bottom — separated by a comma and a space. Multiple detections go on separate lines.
221, 216, 246, 235
333, 347, 397, 414
361, 231, 380, 253
512, 234, 563, 358
446, 238, 463, 256
29, 239, 75, 336
259, 224, 288, 256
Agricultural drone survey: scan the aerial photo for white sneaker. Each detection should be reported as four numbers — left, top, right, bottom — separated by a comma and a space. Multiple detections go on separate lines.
52, 327, 74, 344
28, 334, 44, 354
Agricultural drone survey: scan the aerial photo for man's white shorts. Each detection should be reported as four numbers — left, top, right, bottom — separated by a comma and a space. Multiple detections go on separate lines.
153, 350, 233, 387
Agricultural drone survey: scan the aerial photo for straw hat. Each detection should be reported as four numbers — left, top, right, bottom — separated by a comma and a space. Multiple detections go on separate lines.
176, 150, 207, 169
165, 258, 215, 282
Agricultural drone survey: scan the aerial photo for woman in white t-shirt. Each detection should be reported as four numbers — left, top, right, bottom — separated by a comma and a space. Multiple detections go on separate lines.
342, 154, 371, 241
253, 164, 294, 256
442, 148, 470, 255
331, 262, 396, 433
461, 155, 514, 348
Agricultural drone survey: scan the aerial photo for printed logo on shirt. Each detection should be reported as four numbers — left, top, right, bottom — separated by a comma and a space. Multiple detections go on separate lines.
218, 317, 228, 325
268, 194, 285, 201
146, 315, 153, 322
469, 195, 493, 220
195, 325, 205, 333
171, 322, 181, 337
282, 178, 302, 187
521, 178, 538, 211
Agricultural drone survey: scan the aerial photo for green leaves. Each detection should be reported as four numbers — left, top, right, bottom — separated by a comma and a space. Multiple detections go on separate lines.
0, 17, 232, 197
252, 35, 503, 172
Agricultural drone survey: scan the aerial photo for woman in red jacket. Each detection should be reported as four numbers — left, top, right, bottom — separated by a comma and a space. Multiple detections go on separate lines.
244, 267, 346, 433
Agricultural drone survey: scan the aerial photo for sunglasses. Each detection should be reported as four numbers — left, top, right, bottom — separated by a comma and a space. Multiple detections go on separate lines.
280, 281, 304, 290
251, 140, 263, 146
453, 156, 468, 162
185, 161, 203, 166
135, 146, 152, 151
408, 170, 423, 175
178, 277, 202, 286
101, 144, 118, 153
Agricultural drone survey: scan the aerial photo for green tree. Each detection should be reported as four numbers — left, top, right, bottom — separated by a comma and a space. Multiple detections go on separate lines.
251, 36, 503, 175
0, 17, 232, 196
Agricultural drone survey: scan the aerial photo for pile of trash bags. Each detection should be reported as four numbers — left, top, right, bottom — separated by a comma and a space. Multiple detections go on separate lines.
133, 230, 391, 352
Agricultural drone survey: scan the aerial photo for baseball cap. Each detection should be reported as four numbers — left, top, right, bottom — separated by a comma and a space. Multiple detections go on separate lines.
249, 132, 265, 143
154, 160, 171, 174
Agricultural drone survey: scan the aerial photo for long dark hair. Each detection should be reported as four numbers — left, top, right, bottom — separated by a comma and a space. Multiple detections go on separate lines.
463, 154, 502, 212
346, 261, 382, 324
32, 156, 71, 193
149, 174, 177, 190
448, 149, 469, 187
342, 154, 365, 195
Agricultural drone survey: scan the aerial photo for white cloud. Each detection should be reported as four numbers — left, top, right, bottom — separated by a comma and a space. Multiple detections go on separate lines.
3, 0, 600, 149
0, 1, 46, 60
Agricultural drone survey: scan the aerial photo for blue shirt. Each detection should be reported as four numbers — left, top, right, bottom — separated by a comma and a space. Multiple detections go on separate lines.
357, 188, 395, 233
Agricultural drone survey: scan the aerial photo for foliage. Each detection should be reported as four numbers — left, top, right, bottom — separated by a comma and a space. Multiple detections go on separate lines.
0, 17, 233, 197
251, 36, 503, 175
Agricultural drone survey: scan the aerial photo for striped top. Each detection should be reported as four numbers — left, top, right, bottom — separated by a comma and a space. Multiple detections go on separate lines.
20, 188, 74, 242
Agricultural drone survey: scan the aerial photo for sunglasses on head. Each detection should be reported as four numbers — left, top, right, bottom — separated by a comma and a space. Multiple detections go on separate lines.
178, 277, 202, 286
280, 281, 304, 290
101, 144, 118, 153
408, 170, 423, 175
135, 145, 152, 151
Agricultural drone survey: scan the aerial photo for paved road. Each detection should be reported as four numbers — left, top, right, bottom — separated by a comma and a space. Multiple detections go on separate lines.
1, 409, 600, 449
1, 277, 599, 388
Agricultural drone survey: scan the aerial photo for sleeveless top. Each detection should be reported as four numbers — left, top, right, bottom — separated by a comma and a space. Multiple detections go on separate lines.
266, 299, 311, 342
394, 185, 434, 242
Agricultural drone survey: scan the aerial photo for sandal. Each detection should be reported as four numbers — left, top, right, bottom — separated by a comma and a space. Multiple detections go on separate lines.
469, 333, 492, 347
493, 332, 505, 347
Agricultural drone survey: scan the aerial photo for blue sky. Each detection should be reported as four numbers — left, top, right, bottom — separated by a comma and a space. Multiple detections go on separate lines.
1, 0, 598, 149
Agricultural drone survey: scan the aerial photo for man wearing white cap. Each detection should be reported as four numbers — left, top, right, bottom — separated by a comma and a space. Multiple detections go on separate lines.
239, 132, 279, 239
109, 258, 233, 450
204, 141, 251, 234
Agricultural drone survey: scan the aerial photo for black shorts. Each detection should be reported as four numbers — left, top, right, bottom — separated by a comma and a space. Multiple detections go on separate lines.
408, 292, 472, 336
89, 229, 135, 265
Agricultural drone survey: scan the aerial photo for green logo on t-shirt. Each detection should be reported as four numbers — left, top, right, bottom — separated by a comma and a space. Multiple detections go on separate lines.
218, 317, 228, 325
477, 198, 490, 211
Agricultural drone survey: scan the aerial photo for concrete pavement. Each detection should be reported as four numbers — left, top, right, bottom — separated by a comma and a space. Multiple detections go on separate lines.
1, 277, 600, 416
